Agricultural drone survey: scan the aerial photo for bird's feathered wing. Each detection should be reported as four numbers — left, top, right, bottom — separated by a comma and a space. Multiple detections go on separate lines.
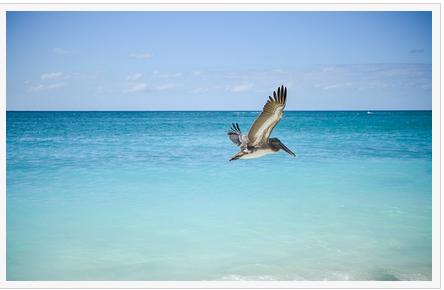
228, 123, 249, 150
247, 85, 287, 146
228, 123, 242, 146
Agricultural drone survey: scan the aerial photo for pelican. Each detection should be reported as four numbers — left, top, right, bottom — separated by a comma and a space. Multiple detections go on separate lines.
227, 85, 296, 161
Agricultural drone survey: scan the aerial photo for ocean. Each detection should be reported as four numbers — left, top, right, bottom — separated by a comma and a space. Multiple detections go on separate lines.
6, 111, 432, 281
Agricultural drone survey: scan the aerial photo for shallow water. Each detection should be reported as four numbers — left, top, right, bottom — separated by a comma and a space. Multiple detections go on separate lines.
6, 111, 432, 280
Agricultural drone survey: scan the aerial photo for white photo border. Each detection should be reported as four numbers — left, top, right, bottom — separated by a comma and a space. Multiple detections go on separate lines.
0, 2, 440, 289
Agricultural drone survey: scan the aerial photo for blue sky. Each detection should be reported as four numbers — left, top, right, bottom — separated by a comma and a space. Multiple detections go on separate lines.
7, 11, 432, 110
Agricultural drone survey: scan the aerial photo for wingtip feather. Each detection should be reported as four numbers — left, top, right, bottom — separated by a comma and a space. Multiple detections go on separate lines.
284, 86, 287, 103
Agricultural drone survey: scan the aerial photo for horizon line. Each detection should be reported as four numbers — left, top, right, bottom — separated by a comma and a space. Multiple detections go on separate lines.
6, 109, 432, 112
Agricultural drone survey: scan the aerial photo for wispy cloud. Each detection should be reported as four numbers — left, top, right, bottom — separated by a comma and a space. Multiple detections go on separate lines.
190, 87, 209, 93
409, 48, 424, 54
124, 72, 149, 93
229, 83, 253, 93
179, 64, 430, 102
29, 82, 66, 92
152, 71, 183, 79
316, 82, 352, 90
41, 72, 65, 80
53, 47, 73, 55
155, 84, 175, 91
71, 71, 103, 80
313, 64, 431, 92
125, 82, 148, 93
126, 73, 142, 82
129, 52, 153, 59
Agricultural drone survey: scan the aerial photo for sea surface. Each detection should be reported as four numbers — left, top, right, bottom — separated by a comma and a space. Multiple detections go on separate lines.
6, 111, 432, 281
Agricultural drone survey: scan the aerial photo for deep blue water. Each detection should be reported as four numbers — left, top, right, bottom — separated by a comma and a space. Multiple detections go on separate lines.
6, 111, 432, 280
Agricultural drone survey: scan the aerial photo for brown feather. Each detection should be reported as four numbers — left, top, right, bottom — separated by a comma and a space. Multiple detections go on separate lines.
247, 86, 288, 146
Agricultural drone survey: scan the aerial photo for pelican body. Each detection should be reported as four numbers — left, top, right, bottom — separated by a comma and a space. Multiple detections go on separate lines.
227, 85, 296, 161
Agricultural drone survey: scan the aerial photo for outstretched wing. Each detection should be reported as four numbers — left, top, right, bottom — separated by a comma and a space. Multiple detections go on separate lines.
247, 85, 287, 147
227, 123, 243, 146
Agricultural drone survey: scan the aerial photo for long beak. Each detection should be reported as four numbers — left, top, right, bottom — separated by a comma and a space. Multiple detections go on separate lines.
280, 142, 296, 157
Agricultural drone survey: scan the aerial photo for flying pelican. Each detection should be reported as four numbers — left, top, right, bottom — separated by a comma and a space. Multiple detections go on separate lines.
227, 85, 296, 161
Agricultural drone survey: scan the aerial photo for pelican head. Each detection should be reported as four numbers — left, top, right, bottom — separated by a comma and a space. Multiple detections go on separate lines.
269, 138, 296, 156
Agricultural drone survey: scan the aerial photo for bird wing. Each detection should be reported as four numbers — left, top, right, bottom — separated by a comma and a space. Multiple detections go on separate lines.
227, 123, 243, 147
247, 85, 287, 147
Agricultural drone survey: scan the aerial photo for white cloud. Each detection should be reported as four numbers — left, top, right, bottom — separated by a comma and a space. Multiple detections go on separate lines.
124, 73, 149, 93
317, 82, 352, 90
191, 87, 209, 93
126, 73, 142, 82
70, 71, 103, 80
125, 82, 148, 93
41, 72, 65, 80
229, 83, 253, 93
152, 71, 183, 79
155, 84, 175, 91
29, 83, 65, 92
129, 52, 153, 59
53, 47, 73, 55
320, 66, 352, 74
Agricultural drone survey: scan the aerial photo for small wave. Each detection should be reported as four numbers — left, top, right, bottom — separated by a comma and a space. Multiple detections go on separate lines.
233, 111, 259, 116
19, 136, 64, 142
219, 274, 278, 281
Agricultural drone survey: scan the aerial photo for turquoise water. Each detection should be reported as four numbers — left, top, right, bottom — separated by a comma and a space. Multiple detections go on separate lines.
7, 111, 432, 281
